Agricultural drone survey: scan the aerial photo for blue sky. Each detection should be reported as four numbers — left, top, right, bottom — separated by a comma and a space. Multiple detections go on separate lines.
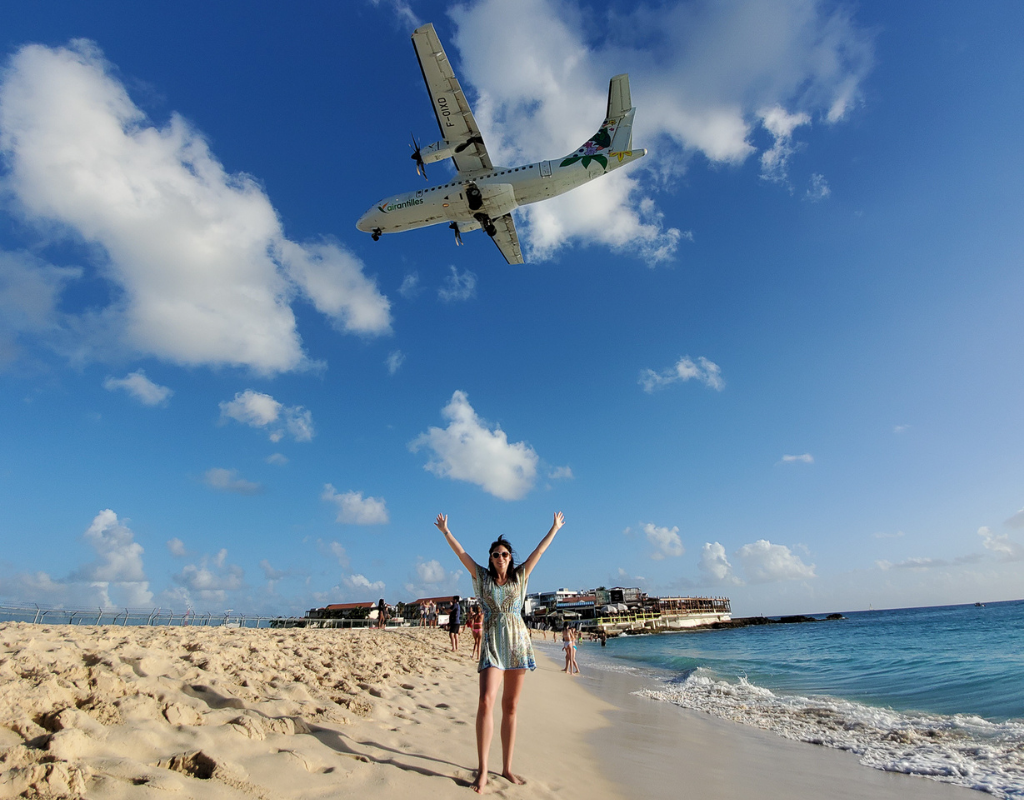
1, 0, 1022, 617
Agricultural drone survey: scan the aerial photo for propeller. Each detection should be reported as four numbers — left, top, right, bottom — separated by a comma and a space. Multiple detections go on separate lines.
410, 133, 427, 180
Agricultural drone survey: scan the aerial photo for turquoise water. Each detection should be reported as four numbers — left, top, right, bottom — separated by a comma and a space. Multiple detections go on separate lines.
575, 600, 1024, 798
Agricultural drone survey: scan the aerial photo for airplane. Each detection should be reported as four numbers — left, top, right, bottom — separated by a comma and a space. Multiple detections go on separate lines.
356, 23, 647, 265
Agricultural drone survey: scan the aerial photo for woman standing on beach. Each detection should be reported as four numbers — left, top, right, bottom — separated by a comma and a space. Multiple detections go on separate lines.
469, 606, 483, 661
435, 511, 565, 794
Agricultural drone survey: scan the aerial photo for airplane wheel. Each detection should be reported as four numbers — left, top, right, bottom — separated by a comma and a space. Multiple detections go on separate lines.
485, 224, 497, 237
466, 185, 483, 211
371, 229, 381, 241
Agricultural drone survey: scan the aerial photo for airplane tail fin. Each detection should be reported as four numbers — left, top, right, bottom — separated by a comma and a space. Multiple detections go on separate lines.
560, 74, 644, 168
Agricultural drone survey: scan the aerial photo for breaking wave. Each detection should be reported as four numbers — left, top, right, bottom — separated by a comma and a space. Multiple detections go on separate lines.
636, 668, 1024, 799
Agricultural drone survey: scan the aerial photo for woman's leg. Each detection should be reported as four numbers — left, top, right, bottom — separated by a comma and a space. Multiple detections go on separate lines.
474, 668, 503, 793
499, 669, 527, 784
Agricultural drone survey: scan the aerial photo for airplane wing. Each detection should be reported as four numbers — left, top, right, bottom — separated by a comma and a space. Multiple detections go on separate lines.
490, 214, 524, 265
411, 23, 492, 175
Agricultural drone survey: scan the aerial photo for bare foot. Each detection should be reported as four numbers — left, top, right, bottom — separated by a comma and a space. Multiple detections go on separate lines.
472, 772, 487, 793
502, 771, 524, 786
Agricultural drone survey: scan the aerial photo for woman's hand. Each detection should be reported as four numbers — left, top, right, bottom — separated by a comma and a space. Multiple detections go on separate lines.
435, 513, 450, 535
552, 511, 565, 532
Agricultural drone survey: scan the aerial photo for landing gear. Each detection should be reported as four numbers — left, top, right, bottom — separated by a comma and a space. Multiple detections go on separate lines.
473, 212, 497, 238
466, 184, 483, 211
371, 228, 382, 242
450, 222, 463, 246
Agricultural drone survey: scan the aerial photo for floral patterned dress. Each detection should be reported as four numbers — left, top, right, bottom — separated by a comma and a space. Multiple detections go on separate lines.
472, 564, 536, 672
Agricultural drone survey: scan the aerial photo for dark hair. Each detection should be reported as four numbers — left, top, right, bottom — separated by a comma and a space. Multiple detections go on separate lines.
486, 535, 517, 581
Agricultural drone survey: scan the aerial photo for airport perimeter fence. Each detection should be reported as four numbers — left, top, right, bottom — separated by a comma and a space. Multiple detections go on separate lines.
0, 603, 412, 630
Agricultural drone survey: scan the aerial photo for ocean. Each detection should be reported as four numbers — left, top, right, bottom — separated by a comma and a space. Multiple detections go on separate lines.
565, 600, 1024, 799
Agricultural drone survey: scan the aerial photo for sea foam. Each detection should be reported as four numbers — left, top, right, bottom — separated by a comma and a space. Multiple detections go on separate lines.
636, 668, 1024, 799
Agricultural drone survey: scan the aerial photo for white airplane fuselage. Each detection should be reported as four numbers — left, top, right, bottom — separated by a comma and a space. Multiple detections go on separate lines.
356, 149, 646, 238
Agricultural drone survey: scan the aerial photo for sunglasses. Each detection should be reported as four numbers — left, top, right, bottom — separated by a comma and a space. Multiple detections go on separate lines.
490, 551, 511, 559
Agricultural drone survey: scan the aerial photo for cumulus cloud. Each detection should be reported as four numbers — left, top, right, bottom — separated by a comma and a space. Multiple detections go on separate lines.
410, 390, 539, 500
265, 453, 288, 466
103, 369, 172, 406
639, 355, 724, 393
978, 526, 1024, 562
449, 0, 872, 262
643, 523, 684, 560
0, 510, 153, 608
779, 453, 814, 464
321, 484, 389, 525
735, 539, 816, 583
343, 573, 385, 596
0, 40, 389, 373
203, 467, 263, 495
438, 266, 477, 302
699, 542, 743, 585
315, 539, 351, 569
172, 548, 244, 605
259, 559, 286, 583
166, 537, 188, 557
386, 350, 405, 375
219, 390, 315, 442
549, 465, 573, 480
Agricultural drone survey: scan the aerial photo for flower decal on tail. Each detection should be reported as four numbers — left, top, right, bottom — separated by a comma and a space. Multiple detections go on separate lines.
561, 120, 614, 171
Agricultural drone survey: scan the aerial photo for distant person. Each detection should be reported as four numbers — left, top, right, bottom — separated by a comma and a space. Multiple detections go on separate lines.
376, 598, 388, 630
449, 595, 462, 651
469, 606, 484, 660
435, 511, 565, 794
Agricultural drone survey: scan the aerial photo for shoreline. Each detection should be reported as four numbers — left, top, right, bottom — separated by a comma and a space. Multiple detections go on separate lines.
535, 638, 981, 800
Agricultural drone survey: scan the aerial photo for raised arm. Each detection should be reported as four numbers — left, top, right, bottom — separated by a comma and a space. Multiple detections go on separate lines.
520, 512, 565, 580
435, 514, 478, 577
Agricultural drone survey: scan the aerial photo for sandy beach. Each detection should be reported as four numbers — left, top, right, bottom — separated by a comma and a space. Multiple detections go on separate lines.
0, 623, 981, 799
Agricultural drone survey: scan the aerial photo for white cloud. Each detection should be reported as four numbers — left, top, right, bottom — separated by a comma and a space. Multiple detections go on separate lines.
398, 272, 420, 299
643, 523, 684, 560
894, 424, 911, 434
0, 509, 156, 608
1005, 508, 1024, 530
259, 559, 286, 582
166, 537, 188, 557
343, 573, 385, 596
449, 0, 872, 262
438, 266, 477, 302
103, 369, 172, 406
203, 467, 263, 495
410, 390, 539, 501
699, 542, 743, 585
805, 172, 831, 201
0, 40, 389, 374
780, 453, 814, 464
416, 559, 454, 585
735, 539, 816, 583
0, 249, 80, 364
386, 349, 405, 375
173, 552, 244, 605
265, 453, 288, 466
758, 105, 811, 184
978, 526, 1024, 562
321, 484, 389, 525
315, 539, 351, 569
640, 355, 724, 393
872, 530, 905, 539
219, 389, 315, 442
549, 465, 574, 480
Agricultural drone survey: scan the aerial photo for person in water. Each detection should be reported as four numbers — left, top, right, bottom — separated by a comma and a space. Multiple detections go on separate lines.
435, 511, 565, 794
